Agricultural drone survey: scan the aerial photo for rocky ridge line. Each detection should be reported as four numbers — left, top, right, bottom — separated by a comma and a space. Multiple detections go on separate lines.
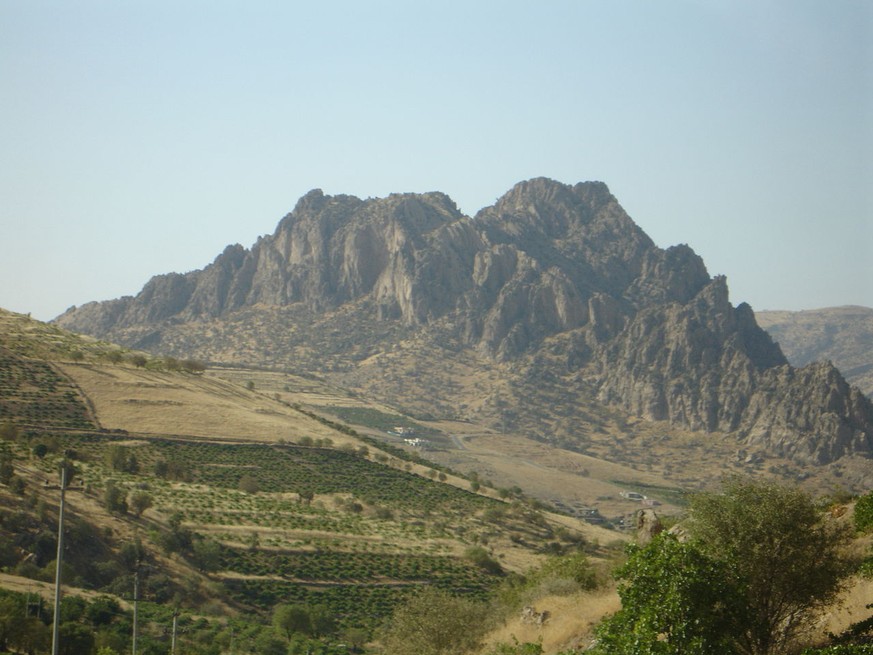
54, 178, 873, 466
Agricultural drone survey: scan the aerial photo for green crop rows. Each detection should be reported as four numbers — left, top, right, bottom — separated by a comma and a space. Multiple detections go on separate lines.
0, 351, 96, 430
221, 547, 493, 588
151, 440, 489, 512
31, 433, 513, 635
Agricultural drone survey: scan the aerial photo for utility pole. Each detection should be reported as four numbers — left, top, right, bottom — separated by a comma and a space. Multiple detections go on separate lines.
171, 610, 178, 655
132, 568, 139, 655
50, 462, 68, 655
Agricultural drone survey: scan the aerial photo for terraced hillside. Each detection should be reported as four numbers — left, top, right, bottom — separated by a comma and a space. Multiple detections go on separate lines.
0, 308, 622, 654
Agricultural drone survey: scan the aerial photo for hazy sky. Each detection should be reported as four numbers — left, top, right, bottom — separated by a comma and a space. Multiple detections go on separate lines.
2, 1, 871, 321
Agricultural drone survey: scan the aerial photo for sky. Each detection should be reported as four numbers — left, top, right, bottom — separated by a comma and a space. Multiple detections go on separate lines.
1, 1, 871, 322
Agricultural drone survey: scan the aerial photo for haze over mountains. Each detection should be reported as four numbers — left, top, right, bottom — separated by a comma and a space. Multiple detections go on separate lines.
55, 178, 873, 476
756, 306, 873, 399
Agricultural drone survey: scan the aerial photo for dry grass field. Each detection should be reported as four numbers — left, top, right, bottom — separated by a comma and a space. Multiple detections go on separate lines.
58, 362, 352, 445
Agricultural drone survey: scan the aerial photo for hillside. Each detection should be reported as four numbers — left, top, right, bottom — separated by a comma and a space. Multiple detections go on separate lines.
54, 178, 872, 482
2, 312, 873, 653
756, 306, 873, 398
1, 306, 633, 653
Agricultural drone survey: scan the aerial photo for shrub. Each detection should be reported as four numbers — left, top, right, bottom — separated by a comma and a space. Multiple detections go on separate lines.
855, 492, 873, 533
378, 588, 490, 655
239, 474, 260, 495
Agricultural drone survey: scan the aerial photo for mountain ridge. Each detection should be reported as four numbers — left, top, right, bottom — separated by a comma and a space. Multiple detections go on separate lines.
55, 178, 873, 470
756, 306, 873, 398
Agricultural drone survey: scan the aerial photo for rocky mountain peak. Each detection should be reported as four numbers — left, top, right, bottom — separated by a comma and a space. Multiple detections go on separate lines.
53, 179, 873, 467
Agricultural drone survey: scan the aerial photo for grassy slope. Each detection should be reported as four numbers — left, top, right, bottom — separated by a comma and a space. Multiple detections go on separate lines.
0, 307, 626, 649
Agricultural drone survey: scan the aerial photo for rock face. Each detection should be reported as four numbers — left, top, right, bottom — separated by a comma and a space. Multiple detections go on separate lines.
755, 306, 873, 398
55, 178, 873, 466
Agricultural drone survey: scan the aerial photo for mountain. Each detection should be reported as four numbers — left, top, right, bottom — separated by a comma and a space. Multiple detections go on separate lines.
756, 306, 873, 399
55, 178, 873, 471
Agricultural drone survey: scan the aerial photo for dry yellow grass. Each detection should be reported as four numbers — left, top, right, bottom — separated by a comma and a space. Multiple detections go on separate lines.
58, 362, 352, 445
481, 588, 621, 654
816, 575, 873, 638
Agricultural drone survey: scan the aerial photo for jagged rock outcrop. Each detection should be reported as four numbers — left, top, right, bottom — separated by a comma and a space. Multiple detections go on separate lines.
54, 178, 873, 465
756, 306, 873, 398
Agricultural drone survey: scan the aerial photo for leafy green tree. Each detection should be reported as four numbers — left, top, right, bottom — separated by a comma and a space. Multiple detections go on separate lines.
104, 480, 128, 514
107, 445, 139, 474
378, 587, 490, 655
9, 616, 50, 655
594, 533, 741, 654
855, 491, 873, 533
86, 596, 123, 627
307, 603, 336, 638
128, 490, 153, 518
341, 626, 369, 652
60, 595, 88, 622
688, 478, 852, 655
273, 603, 312, 639
0, 458, 13, 485
192, 538, 222, 572
119, 537, 147, 571
59, 621, 95, 655
254, 629, 287, 655
0, 594, 23, 652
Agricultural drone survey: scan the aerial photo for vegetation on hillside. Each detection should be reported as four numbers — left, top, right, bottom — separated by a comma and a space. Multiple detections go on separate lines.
1, 309, 871, 654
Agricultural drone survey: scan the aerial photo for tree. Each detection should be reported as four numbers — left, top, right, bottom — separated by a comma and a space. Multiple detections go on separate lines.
59, 621, 95, 655
107, 445, 139, 474
8, 617, 50, 655
0, 458, 13, 485
0, 595, 23, 652
238, 474, 260, 494
273, 604, 312, 639
86, 596, 122, 627
594, 533, 741, 654
253, 630, 287, 655
192, 538, 222, 572
855, 491, 873, 533
688, 478, 852, 655
180, 359, 206, 374
105, 349, 124, 364
307, 603, 336, 638
104, 481, 128, 514
378, 587, 490, 655
464, 546, 504, 576
128, 490, 153, 518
